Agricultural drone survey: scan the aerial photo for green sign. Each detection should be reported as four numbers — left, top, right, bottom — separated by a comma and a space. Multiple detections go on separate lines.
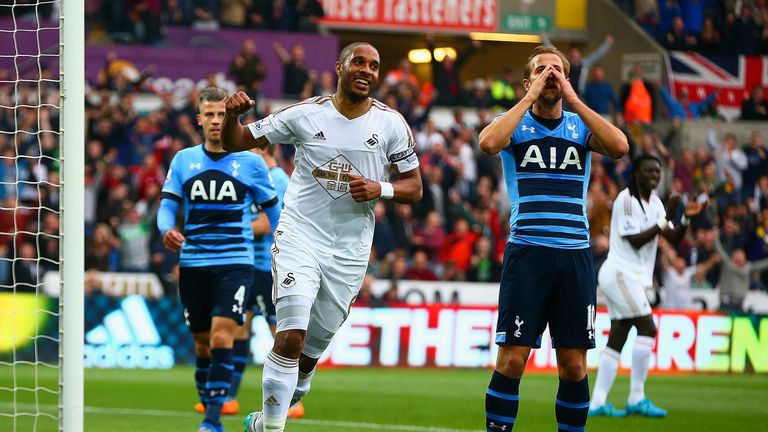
503, 14, 552, 33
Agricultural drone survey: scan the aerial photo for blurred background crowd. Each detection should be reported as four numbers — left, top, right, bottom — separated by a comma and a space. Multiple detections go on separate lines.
2, 0, 768, 312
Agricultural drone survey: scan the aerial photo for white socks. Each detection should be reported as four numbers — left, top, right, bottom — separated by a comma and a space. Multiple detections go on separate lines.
262, 351, 299, 432
293, 367, 316, 405
629, 336, 654, 404
589, 347, 620, 409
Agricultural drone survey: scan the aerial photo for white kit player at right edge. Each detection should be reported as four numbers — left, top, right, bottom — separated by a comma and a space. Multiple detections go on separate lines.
220, 42, 423, 432
589, 154, 705, 419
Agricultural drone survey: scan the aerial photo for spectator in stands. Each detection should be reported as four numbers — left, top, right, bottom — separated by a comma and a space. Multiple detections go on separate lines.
427, 34, 479, 106
708, 129, 748, 204
86, 223, 120, 272
118, 204, 151, 272
681, 0, 705, 35
411, 211, 445, 262
463, 78, 493, 108
273, 42, 309, 98
247, 0, 272, 29
740, 84, 768, 121
229, 39, 266, 101
659, 85, 717, 120
312, 70, 335, 97
385, 58, 420, 90
490, 66, 516, 110
634, 0, 660, 38
220, 0, 250, 27
658, 0, 683, 36
294, 0, 324, 32
373, 201, 396, 260
440, 218, 478, 273
14, 242, 39, 292
729, 6, 759, 54
714, 228, 768, 312
620, 64, 656, 124
659, 237, 719, 310
162, 0, 193, 26
673, 148, 696, 194
466, 236, 501, 282
663, 16, 698, 50
270, 0, 295, 31
542, 33, 614, 96
128, 0, 163, 45
584, 65, 621, 122
587, 183, 612, 238
696, 17, 723, 54
192, 0, 219, 29
405, 249, 438, 281
742, 131, 768, 200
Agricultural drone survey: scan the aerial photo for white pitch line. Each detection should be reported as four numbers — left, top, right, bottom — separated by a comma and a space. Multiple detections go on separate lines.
0, 403, 483, 432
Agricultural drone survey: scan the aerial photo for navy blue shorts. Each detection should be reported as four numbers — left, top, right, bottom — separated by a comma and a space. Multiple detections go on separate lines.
496, 243, 597, 349
247, 269, 277, 324
178, 265, 253, 333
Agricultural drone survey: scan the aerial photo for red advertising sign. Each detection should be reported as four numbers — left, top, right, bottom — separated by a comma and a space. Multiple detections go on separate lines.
320, 0, 497, 32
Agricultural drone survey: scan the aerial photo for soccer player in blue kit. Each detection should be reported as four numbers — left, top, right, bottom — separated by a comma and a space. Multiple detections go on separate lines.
158, 87, 281, 432
478, 46, 628, 431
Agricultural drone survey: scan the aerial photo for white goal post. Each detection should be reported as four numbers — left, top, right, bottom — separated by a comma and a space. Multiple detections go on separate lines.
60, 0, 84, 430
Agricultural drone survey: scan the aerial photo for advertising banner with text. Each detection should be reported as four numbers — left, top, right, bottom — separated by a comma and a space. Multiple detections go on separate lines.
320, 0, 497, 32
316, 305, 767, 373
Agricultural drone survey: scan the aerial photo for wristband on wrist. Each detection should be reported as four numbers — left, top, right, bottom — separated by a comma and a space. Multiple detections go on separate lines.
379, 181, 394, 199
656, 216, 670, 231
681, 215, 690, 226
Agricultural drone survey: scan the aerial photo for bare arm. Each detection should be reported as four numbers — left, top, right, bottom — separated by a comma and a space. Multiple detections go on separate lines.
478, 65, 552, 155
272, 42, 290, 63
221, 91, 269, 152
348, 167, 422, 204
551, 68, 628, 159
251, 211, 271, 236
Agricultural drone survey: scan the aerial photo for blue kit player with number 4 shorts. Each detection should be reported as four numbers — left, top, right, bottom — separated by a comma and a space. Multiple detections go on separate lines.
158, 87, 281, 432
478, 45, 628, 431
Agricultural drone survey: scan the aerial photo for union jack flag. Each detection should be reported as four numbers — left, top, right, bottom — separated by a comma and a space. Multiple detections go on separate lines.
667, 51, 768, 120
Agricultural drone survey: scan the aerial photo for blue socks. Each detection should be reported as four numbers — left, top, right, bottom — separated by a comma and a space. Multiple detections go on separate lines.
203, 348, 233, 427
228, 339, 249, 400
195, 357, 211, 406
486, 371, 520, 431
555, 376, 590, 432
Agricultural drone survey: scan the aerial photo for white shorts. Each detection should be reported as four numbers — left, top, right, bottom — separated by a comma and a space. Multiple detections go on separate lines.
270, 226, 368, 333
597, 262, 652, 320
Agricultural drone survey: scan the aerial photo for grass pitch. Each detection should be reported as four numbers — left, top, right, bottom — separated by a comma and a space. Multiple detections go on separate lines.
1, 365, 767, 431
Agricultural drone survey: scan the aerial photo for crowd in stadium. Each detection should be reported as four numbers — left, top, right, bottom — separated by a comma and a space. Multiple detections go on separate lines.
2, 0, 768, 313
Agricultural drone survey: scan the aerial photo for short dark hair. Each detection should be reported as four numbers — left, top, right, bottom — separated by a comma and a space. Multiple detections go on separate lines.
338, 42, 374, 66
199, 87, 227, 105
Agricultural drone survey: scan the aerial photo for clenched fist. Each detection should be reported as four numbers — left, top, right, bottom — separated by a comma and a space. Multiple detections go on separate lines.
225, 91, 256, 116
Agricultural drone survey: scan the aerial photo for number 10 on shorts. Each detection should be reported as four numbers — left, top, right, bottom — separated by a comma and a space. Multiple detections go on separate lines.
586, 304, 596, 339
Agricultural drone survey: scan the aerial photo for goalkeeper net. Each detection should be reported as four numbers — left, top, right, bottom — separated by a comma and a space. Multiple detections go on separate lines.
0, 1, 83, 431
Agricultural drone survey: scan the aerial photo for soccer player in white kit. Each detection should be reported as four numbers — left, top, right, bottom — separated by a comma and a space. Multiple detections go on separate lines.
220, 42, 423, 432
589, 153, 705, 418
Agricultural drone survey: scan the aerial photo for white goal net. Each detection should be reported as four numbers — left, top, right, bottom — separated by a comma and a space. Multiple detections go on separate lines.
0, 1, 83, 431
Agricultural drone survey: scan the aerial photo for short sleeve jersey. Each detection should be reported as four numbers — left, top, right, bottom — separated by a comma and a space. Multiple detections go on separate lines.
247, 96, 418, 260
162, 145, 277, 267
604, 187, 666, 286
498, 110, 593, 249
253, 165, 290, 272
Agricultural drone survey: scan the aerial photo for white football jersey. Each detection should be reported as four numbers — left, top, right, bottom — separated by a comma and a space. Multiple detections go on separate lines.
247, 95, 418, 260
604, 188, 666, 287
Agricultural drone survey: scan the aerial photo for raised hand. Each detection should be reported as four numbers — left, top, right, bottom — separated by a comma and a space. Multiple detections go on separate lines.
550, 67, 579, 106
525, 65, 553, 102
684, 199, 708, 217
225, 91, 255, 116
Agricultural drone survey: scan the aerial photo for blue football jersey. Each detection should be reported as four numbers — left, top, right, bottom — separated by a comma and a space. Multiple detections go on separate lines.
162, 145, 277, 267
498, 110, 592, 249
252, 165, 289, 272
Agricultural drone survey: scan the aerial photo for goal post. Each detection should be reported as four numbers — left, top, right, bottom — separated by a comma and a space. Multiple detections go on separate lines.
60, 0, 84, 430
